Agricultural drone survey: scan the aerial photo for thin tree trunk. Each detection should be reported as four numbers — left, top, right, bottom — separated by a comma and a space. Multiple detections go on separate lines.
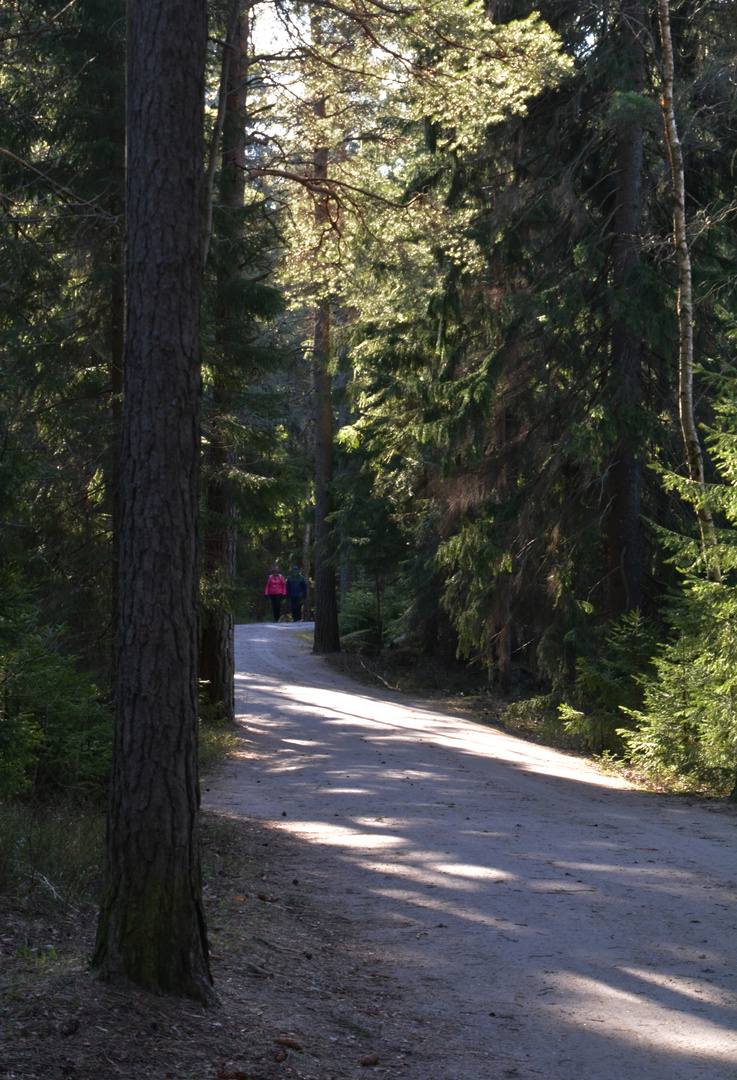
93, 0, 213, 1002
199, 4, 251, 725
336, 368, 352, 606
339, 549, 352, 604
606, 1, 645, 614
494, 573, 512, 693
494, 395, 511, 691
202, 0, 242, 267
303, 516, 312, 620
375, 571, 383, 652
312, 296, 340, 652
310, 14, 340, 653
657, 0, 720, 581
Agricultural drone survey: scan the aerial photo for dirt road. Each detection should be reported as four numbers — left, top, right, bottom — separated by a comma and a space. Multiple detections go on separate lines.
205, 622, 736, 1079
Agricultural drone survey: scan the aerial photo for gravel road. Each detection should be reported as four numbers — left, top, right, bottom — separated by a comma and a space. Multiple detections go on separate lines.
205, 622, 736, 1080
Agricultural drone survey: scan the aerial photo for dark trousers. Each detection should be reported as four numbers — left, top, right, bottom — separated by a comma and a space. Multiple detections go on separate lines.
270, 595, 282, 621
290, 597, 303, 622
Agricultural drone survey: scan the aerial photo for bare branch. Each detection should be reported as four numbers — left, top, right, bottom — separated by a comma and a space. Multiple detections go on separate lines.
245, 165, 423, 210
0, 146, 118, 221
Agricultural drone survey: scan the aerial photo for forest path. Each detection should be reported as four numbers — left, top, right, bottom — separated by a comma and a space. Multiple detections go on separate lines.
205, 622, 736, 1080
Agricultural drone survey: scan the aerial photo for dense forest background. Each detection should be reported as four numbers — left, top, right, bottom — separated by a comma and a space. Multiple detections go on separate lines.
2, 0, 737, 806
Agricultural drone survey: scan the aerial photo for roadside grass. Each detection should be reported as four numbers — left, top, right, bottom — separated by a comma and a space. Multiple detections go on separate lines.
199, 721, 240, 772
0, 719, 239, 910
0, 800, 258, 990
0, 798, 104, 1022
0, 799, 104, 909
0, 731, 257, 1078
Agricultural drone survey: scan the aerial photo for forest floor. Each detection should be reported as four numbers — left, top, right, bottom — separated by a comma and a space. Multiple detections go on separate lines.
1, 622, 736, 1080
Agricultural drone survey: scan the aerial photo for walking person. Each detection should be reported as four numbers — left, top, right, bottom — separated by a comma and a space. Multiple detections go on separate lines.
286, 565, 308, 622
264, 565, 286, 622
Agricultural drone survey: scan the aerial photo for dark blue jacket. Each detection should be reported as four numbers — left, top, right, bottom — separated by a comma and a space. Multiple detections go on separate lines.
286, 574, 307, 600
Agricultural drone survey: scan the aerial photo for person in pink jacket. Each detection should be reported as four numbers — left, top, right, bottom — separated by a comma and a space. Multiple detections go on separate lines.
264, 565, 286, 622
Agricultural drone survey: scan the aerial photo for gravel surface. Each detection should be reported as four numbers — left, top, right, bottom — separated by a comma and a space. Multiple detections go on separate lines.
204, 622, 737, 1080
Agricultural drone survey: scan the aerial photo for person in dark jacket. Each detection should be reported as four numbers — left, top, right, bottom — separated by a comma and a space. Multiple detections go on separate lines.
285, 565, 308, 622
264, 565, 286, 621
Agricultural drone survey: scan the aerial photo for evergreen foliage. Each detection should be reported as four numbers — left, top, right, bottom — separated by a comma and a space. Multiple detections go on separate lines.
620, 388, 737, 797
621, 579, 737, 796
0, 570, 111, 798
1, 0, 123, 795
558, 611, 658, 754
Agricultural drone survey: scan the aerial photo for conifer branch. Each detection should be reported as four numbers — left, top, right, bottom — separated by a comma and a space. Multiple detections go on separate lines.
245, 165, 422, 211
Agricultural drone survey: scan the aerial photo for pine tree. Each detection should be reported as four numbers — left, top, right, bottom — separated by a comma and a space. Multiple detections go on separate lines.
93, 0, 214, 1001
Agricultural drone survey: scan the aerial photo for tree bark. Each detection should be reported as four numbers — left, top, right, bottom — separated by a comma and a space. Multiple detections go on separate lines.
657, 0, 720, 581
606, 1, 645, 615
199, 4, 251, 725
199, 418, 236, 724
93, 0, 213, 1002
108, 227, 124, 680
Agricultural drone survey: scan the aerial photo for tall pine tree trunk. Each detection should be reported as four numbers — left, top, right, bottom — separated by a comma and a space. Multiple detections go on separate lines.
657, 0, 720, 581
606, 1, 645, 615
93, 0, 213, 1002
108, 230, 124, 678
199, 3, 250, 725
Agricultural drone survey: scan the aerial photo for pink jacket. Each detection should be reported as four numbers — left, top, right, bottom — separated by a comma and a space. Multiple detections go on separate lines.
265, 573, 286, 596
